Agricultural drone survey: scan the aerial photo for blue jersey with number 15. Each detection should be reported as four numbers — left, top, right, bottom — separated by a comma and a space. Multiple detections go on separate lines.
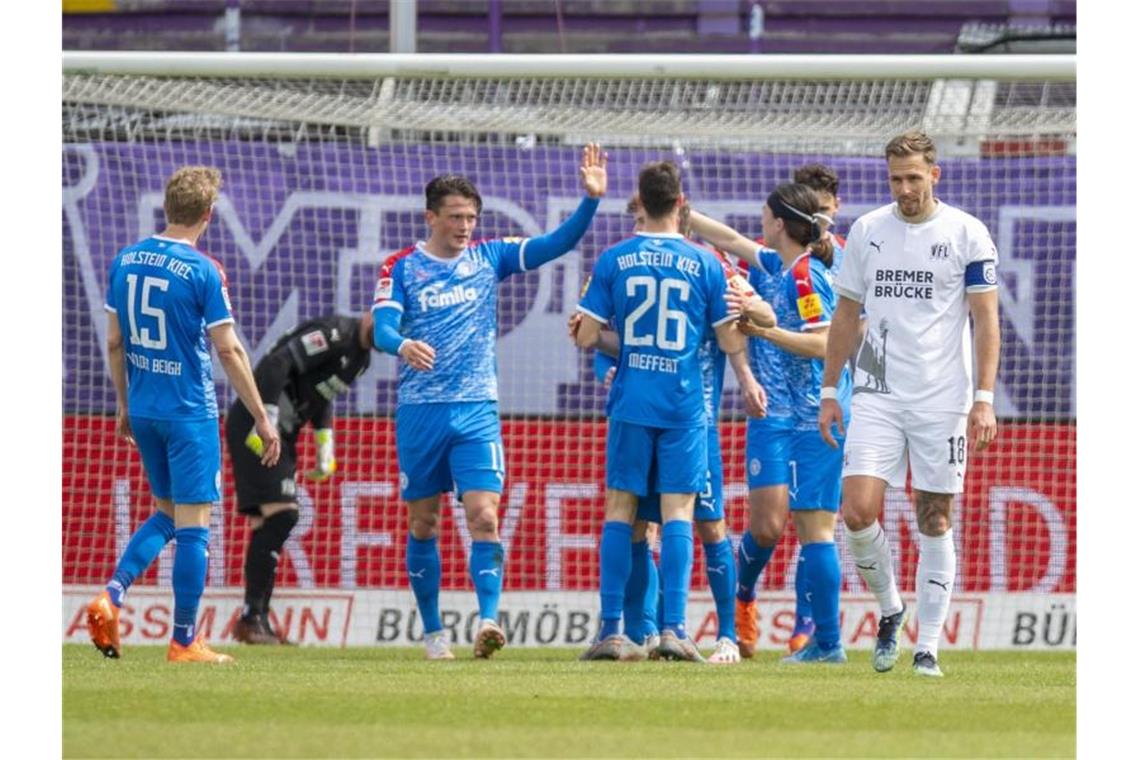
579, 232, 732, 429
104, 235, 234, 421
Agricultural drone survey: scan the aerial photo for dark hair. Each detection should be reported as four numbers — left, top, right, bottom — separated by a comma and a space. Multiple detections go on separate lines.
793, 163, 840, 198
769, 182, 834, 268
425, 174, 483, 214
638, 161, 683, 219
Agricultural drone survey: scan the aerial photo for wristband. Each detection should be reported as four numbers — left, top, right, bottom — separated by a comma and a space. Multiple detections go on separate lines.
819, 386, 838, 401
974, 389, 994, 404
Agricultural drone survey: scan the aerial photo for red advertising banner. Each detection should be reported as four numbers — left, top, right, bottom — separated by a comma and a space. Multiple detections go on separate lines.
63, 417, 1075, 594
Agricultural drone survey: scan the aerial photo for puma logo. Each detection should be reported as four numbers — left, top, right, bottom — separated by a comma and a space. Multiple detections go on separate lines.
478, 568, 500, 577
927, 579, 950, 591
869, 240, 884, 254
408, 568, 426, 579
855, 563, 877, 571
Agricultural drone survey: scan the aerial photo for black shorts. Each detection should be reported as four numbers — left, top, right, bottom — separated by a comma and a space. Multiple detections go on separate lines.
224, 403, 299, 516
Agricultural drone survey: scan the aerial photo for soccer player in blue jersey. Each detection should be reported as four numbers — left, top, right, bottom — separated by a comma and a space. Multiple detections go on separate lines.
571, 195, 768, 664
727, 183, 853, 663
575, 161, 759, 662
372, 144, 608, 660
687, 162, 849, 655
86, 166, 281, 663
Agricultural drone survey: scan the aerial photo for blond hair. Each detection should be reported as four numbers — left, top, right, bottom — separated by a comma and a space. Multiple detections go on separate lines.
885, 129, 938, 165
164, 166, 222, 226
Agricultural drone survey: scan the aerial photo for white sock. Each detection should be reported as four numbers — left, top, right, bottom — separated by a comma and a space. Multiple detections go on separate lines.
916, 530, 956, 657
846, 522, 903, 617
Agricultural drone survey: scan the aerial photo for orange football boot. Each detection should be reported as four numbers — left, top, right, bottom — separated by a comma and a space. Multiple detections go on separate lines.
86, 591, 121, 659
167, 636, 235, 664
735, 598, 759, 658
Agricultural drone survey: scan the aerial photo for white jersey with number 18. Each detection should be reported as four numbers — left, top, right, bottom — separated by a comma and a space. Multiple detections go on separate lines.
835, 201, 998, 414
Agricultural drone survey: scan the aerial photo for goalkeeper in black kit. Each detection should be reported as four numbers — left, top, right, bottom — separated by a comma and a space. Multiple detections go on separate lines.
224, 312, 376, 644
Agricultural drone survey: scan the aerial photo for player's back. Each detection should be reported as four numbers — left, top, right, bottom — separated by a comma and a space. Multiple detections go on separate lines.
105, 235, 233, 420
581, 232, 731, 428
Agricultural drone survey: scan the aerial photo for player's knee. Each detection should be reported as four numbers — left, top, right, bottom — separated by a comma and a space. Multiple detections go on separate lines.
466, 506, 499, 539
695, 520, 726, 543
842, 507, 876, 532
917, 511, 952, 536
750, 514, 784, 547
409, 513, 441, 539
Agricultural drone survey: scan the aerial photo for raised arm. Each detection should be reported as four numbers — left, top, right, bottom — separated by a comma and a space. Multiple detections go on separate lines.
688, 209, 763, 268
967, 288, 1000, 451
210, 322, 280, 466
521, 143, 608, 270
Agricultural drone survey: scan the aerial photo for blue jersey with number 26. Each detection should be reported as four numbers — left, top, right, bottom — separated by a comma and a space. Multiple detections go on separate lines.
104, 235, 234, 421
579, 232, 732, 429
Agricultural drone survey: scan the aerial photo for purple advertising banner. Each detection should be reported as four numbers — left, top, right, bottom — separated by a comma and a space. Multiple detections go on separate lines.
63, 143, 1075, 419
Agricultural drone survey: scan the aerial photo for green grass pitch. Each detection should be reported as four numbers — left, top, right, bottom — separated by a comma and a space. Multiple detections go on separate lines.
63, 645, 1074, 758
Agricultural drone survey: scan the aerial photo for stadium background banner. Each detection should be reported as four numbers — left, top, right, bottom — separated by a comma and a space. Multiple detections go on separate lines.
63, 143, 1075, 650
64, 144, 1075, 419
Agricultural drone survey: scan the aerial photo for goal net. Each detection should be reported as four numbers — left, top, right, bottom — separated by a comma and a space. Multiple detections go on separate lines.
62, 53, 1075, 651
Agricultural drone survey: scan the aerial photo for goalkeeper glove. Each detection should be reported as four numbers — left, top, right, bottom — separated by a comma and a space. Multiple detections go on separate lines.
306, 428, 338, 481
245, 404, 279, 457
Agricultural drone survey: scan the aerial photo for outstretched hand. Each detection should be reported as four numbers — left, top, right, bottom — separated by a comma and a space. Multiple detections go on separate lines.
579, 143, 608, 198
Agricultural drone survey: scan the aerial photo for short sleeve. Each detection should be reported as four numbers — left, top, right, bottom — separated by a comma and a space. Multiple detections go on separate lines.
705, 252, 732, 328
964, 218, 999, 293
793, 258, 836, 331
486, 237, 528, 280
835, 218, 867, 303
578, 254, 614, 324
202, 258, 234, 328
373, 251, 410, 314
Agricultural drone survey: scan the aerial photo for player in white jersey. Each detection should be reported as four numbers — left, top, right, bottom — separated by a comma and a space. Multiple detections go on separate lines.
818, 130, 1001, 677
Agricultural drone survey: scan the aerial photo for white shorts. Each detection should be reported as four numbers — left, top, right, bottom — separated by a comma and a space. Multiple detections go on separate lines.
842, 402, 968, 494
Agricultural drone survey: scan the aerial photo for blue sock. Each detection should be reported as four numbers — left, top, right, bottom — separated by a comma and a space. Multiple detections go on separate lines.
801, 541, 842, 649
469, 540, 504, 622
704, 539, 737, 641
735, 532, 774, 602
623, 540, 650, 643
107, 510, 175, 607
794, 550, 814, 631
599, 521, 633, 639
660, 520, 694, 637
407, 535, 443, 634
643, 547, 660, 637
655, 573, 665, 635
171, 526, 209, 646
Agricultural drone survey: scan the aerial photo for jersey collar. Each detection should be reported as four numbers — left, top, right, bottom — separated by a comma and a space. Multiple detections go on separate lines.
635, 231, 685, 240
414, 241, 468, 265
151, 234, 196, 246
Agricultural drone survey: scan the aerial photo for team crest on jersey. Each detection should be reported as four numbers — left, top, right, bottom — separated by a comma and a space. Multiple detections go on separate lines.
374, 277, 393, 301
983, 261, 997, 284
456, 259, 475, 278
749, 459, 762, 476
797, 293, 823, 320
300, 330, 329, 356
930, 241, 951, 260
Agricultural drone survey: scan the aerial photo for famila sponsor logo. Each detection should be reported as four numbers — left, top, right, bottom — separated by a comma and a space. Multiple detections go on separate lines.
418, 283, 479, 310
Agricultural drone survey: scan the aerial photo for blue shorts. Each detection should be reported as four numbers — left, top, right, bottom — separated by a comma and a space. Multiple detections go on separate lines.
607, 420, 706, 497
131, 416, 221, 504
396, 401, 505, 501
636, 427, 724, 524
789, 428, 845, 512
745, 415, 795, 489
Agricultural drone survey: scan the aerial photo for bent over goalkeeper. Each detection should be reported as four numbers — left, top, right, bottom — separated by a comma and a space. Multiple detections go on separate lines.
224, 312, 375, 644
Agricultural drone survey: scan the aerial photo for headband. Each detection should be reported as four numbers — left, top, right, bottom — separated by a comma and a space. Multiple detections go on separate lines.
767, 191, 822, 243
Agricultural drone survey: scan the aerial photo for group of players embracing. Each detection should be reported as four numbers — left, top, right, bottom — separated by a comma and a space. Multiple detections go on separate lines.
90, 131, 999, 678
